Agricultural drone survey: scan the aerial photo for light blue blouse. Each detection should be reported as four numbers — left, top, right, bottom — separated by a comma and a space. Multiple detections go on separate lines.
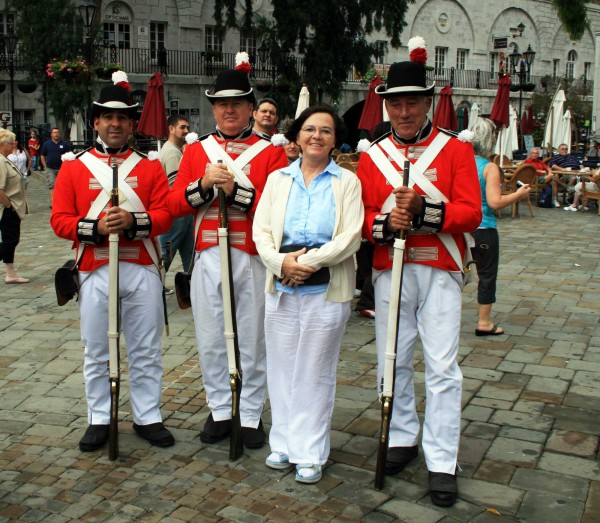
275, 157, 339, 295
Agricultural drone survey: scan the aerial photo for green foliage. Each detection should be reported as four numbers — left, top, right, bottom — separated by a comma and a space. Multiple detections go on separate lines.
9, 0, 91, 130
215, 0, 414, 104
552, 0, 590, 41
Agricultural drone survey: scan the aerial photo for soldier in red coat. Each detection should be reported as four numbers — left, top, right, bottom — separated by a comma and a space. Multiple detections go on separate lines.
51, 73, 175, 452
357, 37, 481, 506
167, 57, 288, 448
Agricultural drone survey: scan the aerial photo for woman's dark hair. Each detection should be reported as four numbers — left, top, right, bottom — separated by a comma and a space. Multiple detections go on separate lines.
285, 105, 347, 149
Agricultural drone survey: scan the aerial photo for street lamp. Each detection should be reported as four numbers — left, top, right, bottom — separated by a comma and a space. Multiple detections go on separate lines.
257, 42, 275, 81
4, 35, 18, 138
509, 44, 536, 149
78, 1, 97, 145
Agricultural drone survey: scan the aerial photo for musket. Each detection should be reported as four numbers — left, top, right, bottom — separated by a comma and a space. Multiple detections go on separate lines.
107, 162, 121, 461
374, 160, 411, 490
216, 163, 243, 461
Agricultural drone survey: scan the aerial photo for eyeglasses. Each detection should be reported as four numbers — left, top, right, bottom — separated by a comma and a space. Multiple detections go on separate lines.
300, 126, 334, 137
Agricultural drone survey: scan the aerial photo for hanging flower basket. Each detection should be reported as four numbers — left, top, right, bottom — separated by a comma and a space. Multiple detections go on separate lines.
95, 63, 124, 81
255, 79, 273, 92
46, 59, 90, 83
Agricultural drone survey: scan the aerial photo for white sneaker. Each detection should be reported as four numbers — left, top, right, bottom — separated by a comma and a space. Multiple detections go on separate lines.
266, 452, 292, 470
553, 200, 560, 208
564, 206, 577, 212
295, 464, 322, 484
577, 205, 589, 211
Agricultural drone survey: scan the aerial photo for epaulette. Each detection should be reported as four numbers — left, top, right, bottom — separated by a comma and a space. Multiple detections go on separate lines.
131, 147, 148, 158
75, 147, 93, 158
198, 132, 213, 142
437, 127, 459, 138
253, 130, 272, 141
372, 131, 392, 145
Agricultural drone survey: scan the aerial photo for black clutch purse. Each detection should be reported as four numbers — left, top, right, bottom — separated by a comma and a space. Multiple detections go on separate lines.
278, 244, 330, 286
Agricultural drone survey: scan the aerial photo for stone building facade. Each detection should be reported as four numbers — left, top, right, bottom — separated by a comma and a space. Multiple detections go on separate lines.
2, 0, 600, 142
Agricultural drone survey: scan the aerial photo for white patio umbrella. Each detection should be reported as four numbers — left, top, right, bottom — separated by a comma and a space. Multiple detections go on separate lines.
558, 108, 572, 151
69, 109, 85, 143
467, 103, 480, 130
494, 105, 519, 160
295, 84, 310, 118
543, 88, 567, 154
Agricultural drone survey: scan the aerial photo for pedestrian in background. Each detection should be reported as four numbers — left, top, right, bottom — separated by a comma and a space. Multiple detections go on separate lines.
471, 117, 530, 337
0, 129, 29, 284
8, 139, 31, 188
40, 128, 72, 204
28, 130, 41, 172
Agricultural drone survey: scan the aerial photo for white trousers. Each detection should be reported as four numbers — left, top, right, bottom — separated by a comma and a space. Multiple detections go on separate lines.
374, 264, 463, 474
79, 263, 164, 425
191, 247, 267, 427
265, 291, 350, 465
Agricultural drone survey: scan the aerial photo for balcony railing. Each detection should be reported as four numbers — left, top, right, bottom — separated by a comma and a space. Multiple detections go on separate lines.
65, 44, 307, 80
347, 65, 594, 93
2, 43, 593, 95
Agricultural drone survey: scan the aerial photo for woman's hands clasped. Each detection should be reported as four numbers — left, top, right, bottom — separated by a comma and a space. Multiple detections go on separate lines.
280, 247, 316, 287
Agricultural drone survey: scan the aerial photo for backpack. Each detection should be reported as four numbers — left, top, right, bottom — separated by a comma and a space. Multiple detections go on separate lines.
538, 186, 553, 208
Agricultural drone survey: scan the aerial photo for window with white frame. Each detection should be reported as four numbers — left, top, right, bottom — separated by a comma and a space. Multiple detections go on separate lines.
456, 49, 468, 70
434, 47, 447, 75
0, 13, 15, 36
584, 62, 592, 82
490, 53, 498, 76
240, 30, 257, 59
103, 23, 131, 49
150, 22, 166, 59
205, 26, 223, 58
566, 50, 576, 79
375, 41, 387, 63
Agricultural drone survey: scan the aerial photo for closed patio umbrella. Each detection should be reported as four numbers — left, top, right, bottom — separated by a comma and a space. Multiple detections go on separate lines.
490, 75, 511, 158
295, 84, 310, 119
495, 105, 519, 160
432, 85, 458, 131
137, 72, 169, 148
358, 76, 384, 136
543, 88, 567, 154
69, 109, 85, 144
468, 103, 480, 130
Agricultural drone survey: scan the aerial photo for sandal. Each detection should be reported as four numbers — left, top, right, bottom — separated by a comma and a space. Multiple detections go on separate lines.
475, 324, 504, 336
265, 452, 292, 470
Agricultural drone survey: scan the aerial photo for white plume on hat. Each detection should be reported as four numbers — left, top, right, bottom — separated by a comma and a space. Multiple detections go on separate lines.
408, 36, 427, 54
235, 52, 250, 68
112, 70, 129, 85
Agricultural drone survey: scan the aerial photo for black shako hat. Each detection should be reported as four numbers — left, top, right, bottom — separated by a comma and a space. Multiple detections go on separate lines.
205, 69, 255, 105
375, 36, 435, 98
91, 71, 138, 119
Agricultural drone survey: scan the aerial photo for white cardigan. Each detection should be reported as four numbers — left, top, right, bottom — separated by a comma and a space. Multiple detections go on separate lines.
253, 166, 364, 303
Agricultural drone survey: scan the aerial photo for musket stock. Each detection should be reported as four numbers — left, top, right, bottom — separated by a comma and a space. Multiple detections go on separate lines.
216, 165, 243, 461
374, 160, 411, 489
108, 162, 121, 461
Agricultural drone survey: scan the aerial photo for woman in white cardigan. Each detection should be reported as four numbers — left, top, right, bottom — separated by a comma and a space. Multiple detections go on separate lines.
253, 105, 363, 484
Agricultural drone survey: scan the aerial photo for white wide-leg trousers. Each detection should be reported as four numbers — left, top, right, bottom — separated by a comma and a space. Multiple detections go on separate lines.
265, 291, 350, 465
374, 264, 463, 474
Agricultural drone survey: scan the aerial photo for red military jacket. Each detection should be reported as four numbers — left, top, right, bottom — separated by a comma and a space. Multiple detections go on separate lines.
51, 147, 172, 272
357, 127, 482, 272
167, 130, 288, 256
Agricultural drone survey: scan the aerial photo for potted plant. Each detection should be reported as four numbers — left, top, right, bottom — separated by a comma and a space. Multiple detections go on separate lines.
95, 63, 124, 80
46, 58, 90, 83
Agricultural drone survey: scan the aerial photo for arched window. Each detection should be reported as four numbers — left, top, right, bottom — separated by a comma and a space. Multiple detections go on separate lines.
566, 50, 577, 79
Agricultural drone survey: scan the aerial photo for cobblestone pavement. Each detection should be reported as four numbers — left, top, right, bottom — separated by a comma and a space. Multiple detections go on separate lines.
1, 173, 599, 522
